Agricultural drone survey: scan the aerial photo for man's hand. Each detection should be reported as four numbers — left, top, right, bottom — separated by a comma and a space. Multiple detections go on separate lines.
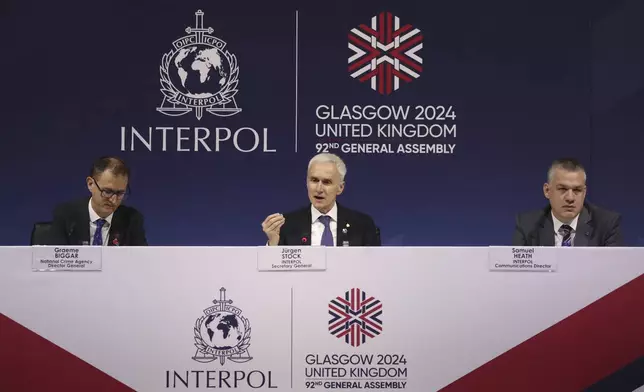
262, 213, 285, 246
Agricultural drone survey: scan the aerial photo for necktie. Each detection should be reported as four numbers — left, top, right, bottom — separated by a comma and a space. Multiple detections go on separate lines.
93, 219, 106, 246
559, 224, 573, 247
318, 215, 334, 246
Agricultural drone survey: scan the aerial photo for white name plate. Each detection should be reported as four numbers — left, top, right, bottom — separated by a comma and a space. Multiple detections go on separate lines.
488, 246, 557, 272
32, 246, 103, 272
257, 246, 326, 271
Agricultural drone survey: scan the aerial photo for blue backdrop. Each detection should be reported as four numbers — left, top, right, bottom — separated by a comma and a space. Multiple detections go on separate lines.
2, 0, 643, 246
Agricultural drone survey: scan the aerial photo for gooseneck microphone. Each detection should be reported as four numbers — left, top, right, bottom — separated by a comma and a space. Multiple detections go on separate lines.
67, 222, 77, 244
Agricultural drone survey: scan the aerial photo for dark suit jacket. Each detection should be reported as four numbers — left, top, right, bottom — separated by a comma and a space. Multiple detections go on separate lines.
47, 198, 148, 246
512, 203, 622, 247
278, 204, 380, 246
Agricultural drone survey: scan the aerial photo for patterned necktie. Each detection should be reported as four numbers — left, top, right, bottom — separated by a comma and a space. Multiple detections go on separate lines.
559, 224, 573, 247
93, 219, 106, 246
318, 215, 334, 246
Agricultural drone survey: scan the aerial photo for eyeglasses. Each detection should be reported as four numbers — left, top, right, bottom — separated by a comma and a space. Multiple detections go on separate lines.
91, 177, 130, 200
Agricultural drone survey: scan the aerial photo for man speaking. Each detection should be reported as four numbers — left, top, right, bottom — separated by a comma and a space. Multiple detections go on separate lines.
262, 153, 380, 246
47, 156, 148, 246
512, 158, 622, 247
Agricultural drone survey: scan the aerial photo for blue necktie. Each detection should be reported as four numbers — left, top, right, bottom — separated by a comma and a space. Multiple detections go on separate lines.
318, 215, 334, 246
559, 224, 573, 247
93, 219, 106, 246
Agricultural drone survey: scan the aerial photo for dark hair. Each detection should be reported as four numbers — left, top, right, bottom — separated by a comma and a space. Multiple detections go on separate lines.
547, 158, 586, 182
90, 156, 130, 178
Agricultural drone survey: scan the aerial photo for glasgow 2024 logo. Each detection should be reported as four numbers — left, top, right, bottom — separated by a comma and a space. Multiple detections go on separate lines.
329, 288, 383, 347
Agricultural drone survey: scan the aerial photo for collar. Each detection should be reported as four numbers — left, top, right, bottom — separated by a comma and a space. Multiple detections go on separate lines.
88, 198, 114, 226
551, 211, 579, 233
311, 202, 338, 224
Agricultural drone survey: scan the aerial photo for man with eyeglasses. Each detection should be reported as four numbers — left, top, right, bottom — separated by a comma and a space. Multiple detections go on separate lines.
47, 156, 148, 246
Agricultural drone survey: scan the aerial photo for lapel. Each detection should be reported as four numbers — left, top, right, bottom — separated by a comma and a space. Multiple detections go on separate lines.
83, 198, 124, 246
573, 207, 592, 247
108, 208, 124, 246
336, 204, 356, 247
297, 204, 356, 246
74, 198, 91, 245
537, 211, 555, 246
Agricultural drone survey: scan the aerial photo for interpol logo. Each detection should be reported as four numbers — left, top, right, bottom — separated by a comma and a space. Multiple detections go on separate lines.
158, 10, 242, 120
348, 12, 423, 95
329, 288, 383, 347
192, 287, 253, 365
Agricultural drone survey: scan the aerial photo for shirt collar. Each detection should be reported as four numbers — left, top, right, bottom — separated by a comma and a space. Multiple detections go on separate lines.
311, 202, 338, 223
88, 198, 114, 226
551, 211, 579, 233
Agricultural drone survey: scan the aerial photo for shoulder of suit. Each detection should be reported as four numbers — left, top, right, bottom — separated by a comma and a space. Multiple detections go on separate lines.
516, 207, 549, 226
115, 204, 144, 219
338, 205, 376, 223
53, 198, 88, 214
586, 203, 620, 222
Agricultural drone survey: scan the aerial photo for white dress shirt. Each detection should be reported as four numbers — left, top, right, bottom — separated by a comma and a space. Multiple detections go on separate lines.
88, 199, 114, 246
551, 212, 579, 247
310, 203, 338, 246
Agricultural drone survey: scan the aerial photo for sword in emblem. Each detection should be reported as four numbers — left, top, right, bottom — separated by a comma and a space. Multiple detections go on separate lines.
186, 10, 214, 36
186, 10, 214, 121
213, 287, 233, 308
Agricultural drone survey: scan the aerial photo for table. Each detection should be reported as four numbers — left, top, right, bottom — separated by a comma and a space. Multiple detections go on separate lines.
1, 246, 643, 391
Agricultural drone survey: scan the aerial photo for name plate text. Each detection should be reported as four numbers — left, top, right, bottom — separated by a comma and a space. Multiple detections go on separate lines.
257, 246, 326, 271
489, 246, 557, 272
32, 246, 103, 272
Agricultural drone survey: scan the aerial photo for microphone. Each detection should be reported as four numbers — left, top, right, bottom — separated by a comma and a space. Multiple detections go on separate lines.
67, 222, 77, 244
67, 222, 76, 237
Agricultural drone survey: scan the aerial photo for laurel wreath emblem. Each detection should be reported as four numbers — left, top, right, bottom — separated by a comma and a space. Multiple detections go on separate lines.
193, 315, 251, 359
159, 47, 240, 107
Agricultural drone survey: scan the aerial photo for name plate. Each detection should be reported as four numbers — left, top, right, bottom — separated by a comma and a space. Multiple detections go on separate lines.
257, 246, 326, 271
32, 246, 103, 272
488, 246, 557, 272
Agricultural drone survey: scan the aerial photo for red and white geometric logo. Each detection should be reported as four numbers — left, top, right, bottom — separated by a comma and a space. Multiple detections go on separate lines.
348, 12, 423, 95
329, 288, 383, 347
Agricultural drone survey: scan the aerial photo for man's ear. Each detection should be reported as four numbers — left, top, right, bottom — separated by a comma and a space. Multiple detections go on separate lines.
337, 181, 345, 195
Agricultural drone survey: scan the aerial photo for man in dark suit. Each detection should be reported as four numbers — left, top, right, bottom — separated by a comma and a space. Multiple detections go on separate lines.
513, 158, 622, 247
47, 156, 147, 246
261, 153, 380, 246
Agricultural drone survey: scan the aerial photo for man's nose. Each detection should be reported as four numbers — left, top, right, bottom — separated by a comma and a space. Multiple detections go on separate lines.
564, 190, 575, 201
315, 182, 324, 192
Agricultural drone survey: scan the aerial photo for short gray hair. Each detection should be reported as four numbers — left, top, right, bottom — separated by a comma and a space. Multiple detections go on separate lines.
547, 158, 587, 183
308, 153, 347, 181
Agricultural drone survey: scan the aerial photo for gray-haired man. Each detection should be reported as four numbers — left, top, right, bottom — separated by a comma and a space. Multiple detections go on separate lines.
262, 153, 380, 247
